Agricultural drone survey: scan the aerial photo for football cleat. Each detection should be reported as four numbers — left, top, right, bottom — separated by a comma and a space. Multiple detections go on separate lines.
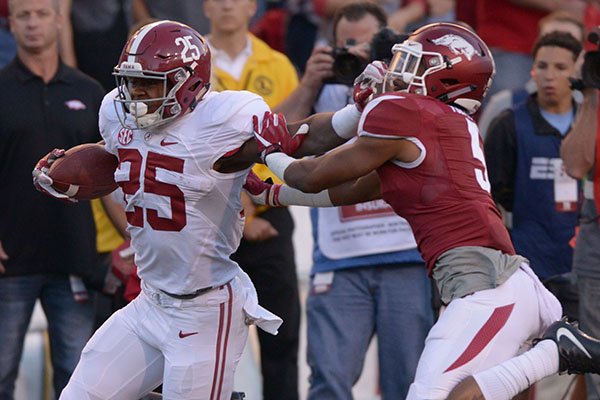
535, 317, 600, 375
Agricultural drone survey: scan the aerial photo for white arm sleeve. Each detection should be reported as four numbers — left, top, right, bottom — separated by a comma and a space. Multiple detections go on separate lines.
264, 152, 296, 181
278, 185, 333, 207
331, 104, 361, 139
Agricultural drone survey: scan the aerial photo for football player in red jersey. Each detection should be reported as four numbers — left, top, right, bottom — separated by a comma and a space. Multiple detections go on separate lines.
246, 22, 600, 399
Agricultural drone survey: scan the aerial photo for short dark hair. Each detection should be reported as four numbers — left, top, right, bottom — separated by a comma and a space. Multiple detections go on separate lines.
332, 2, 387, 45
538, 11, 584, 42
532, 31, 583, 61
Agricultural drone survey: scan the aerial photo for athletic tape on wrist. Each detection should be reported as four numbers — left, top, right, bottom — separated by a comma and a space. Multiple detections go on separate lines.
264, 152, 295, 182
331, 104, 361, 139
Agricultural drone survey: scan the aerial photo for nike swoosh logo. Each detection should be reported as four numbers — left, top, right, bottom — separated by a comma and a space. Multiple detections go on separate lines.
160, 138, 178, 146
557, 327, 592, 358
178, 330, 199, 339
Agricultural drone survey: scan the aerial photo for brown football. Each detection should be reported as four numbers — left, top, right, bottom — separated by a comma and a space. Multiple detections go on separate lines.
48, 143, 119, 200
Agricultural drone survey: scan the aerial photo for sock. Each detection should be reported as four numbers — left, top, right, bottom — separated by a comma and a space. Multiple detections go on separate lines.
473, 340, 559, 400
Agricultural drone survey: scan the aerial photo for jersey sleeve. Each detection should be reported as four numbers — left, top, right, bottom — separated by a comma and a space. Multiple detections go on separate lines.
98, 89, 121, 156
358, 94, 422, 139
229, 91, 270, 139
204, 91, 270, 160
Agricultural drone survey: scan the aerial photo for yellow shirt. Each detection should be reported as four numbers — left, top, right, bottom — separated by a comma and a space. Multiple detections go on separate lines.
91, 198, 125, 253
211, 35, 298, 109
212, 35, 298, 208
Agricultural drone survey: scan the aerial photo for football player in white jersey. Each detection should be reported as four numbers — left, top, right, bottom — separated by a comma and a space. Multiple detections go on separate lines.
33, 20, 291, 400
32, 17, 370, 398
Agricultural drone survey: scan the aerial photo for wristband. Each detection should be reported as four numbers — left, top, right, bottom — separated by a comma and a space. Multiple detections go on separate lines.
264, 152, 295, 182
331, 104, 361, 139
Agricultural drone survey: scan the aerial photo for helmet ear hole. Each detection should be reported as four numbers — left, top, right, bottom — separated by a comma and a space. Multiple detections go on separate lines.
441, 78, 459, 86
188, 80, 202, 92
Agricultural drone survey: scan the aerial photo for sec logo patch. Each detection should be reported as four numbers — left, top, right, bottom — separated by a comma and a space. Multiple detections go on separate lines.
118, 128, 133, 145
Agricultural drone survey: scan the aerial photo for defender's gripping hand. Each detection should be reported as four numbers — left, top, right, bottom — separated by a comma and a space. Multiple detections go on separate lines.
353, 61, 387, 111
253, 111, 307, 162
243, 170, 282, 207
32, 148, 76, 203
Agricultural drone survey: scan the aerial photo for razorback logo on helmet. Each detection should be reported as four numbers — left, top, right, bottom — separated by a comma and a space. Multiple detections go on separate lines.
432, 34, 480, 61
118, 127, 134, 145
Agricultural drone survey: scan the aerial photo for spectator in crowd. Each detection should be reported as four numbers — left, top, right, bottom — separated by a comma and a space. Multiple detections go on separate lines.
285, 0, 425, 73
0, 0, 104, 397
70, 0, 132, 90
483, 32, 585, 400
279, 3, 433, 399
561, 76, 600, 400
245, 21, 600, 399
478, 11, 584, 141
35, 20, 283, 399
203, 0, 301, 398
485, 31, 582, 314
476, 0, 583, 99
0, 0, 76, 68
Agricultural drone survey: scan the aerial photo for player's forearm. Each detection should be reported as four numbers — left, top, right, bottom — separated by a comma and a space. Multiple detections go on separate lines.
275, 172, 380, 207
561, 89, 598, 179
292, 105, 361, 157
277, 185, 333, 207
264, 152, 328, 193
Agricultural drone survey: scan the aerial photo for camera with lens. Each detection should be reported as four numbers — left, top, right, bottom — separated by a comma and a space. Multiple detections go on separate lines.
572, 27, 600, 89
326, 28, 409, 86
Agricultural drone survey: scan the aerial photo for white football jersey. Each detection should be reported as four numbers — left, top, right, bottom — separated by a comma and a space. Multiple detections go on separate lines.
100, 89, 268, 294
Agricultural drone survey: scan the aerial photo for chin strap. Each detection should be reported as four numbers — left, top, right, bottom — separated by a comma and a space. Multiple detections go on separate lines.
454, 98, 482, 115
437, 84, 481, 115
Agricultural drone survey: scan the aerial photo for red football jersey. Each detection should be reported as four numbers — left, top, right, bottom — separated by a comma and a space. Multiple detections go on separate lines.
358, 93, 515, 273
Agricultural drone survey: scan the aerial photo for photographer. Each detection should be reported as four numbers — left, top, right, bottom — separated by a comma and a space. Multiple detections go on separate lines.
275, 3, 404, 121
276, 3, 434, 399
561, 28, 600, 400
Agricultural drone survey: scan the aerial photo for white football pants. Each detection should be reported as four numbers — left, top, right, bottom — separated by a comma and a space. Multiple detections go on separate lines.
60, 277, 248, 400
406, 264, 562, 399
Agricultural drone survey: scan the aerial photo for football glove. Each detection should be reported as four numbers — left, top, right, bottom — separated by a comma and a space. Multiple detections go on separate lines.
243, 170, 282, 207
253, 111, 308, 163
32, 148, 76, 203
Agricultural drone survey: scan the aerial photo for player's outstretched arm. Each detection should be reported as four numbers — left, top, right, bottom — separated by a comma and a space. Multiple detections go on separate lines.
266, 135, 418, 194
244, 169, 381, 208
261, 61, 387, 158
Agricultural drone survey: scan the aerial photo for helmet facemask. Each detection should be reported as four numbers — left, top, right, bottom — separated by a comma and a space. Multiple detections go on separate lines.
113, 62, 190, 130
383, 41, 456, 97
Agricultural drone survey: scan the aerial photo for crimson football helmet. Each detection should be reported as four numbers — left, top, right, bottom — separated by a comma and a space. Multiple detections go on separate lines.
382, 22, 495, 114
113, 20, 211, 129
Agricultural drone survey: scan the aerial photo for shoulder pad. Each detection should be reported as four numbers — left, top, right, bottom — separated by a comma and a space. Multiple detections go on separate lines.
359, 94, 422, 138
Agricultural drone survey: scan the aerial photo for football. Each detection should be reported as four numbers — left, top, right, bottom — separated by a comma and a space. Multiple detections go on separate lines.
47, 143, 119, 200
